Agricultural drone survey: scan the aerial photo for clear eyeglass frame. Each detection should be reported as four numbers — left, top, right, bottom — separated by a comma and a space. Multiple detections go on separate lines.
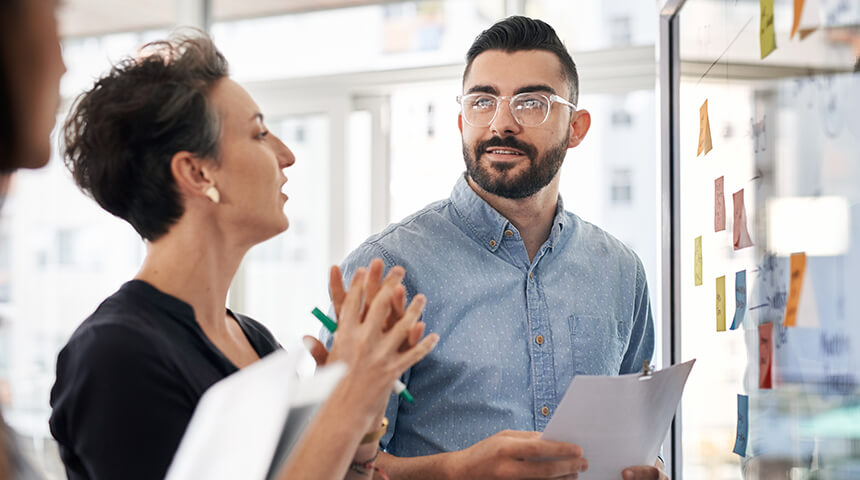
456, 92, 577, 127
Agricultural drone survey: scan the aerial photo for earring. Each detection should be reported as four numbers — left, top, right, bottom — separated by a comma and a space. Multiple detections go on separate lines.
205, 186, 220, 204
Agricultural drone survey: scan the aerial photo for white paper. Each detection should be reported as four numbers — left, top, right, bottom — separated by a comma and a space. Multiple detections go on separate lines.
541, 360, 695, 479
796, 269, 820, 328
166, 345, 346, 480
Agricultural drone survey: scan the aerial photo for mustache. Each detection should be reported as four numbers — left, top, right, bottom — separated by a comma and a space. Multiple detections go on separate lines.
476, 136, 537, 159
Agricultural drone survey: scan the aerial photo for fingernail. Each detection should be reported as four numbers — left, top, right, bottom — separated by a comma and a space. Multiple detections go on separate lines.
302, 337, 316, 352
622, 470, 633, 480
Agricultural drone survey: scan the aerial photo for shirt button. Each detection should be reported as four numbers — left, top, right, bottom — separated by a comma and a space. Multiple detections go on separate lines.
489, 239, 497, 247
504, 229, 514, 237
535, 335, 545, 345
529, 272, 534, 279
541, 406, 550, 416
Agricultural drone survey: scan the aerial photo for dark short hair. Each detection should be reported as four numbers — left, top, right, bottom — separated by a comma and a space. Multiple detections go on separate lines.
464, 16, 579, 105
63, 32, 228, 241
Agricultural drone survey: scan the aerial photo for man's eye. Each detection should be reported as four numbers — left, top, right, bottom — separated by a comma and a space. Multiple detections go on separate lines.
472, 98, 496, 109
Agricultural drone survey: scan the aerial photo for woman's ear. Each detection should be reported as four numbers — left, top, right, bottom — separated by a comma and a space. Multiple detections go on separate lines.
170, 151, 218, 202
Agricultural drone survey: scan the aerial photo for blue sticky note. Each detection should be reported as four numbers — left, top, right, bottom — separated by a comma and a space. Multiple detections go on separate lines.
733, 394, 749, 457
731, 270, 747, 330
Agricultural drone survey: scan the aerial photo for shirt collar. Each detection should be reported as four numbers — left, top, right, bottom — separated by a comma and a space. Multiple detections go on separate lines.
450, 174, 571, 252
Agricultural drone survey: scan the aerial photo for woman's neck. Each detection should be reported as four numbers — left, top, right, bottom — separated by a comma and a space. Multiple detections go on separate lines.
135, 217, 248, 335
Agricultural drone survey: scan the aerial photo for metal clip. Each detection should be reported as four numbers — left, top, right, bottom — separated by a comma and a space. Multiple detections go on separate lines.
639, 360, 655, 380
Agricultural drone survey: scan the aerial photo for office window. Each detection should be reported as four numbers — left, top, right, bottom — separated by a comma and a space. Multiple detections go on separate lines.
610, 168, 633, 205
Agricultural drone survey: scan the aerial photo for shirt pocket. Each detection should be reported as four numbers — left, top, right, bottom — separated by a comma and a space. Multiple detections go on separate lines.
568, 315, 626, 376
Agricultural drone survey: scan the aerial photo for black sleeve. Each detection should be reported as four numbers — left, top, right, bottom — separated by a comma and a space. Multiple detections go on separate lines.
50, 323, 195, 480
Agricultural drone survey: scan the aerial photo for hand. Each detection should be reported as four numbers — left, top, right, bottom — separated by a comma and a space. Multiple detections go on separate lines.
446, 430, 587, 479
622, 459, 669, 480
319, 264, 439, 431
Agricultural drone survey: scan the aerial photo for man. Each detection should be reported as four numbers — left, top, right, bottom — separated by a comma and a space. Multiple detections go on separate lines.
326, 16, 665, 480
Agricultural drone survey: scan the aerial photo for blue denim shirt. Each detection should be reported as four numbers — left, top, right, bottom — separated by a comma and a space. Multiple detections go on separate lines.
324, 175, 654, 457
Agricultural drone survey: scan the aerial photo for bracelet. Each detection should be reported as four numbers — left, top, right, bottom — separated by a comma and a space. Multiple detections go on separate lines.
349, 457, 390, 480
360, 417, 389, 445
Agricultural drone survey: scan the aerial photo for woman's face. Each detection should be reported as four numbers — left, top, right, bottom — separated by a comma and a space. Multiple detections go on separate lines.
207, 78, 296, 243
6, 0, 66, 169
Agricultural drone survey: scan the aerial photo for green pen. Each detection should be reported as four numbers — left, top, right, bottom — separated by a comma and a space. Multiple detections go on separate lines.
311, 307, 415, 403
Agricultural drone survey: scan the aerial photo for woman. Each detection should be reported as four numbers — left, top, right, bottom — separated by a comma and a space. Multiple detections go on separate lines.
48, 33, 438, 479
1, 0, 65, 478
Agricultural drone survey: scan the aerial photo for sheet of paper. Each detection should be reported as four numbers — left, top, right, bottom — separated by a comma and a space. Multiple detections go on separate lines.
733, 394, 749, 457
716, 275, 726, 332
715, 176, 726, 232
733, 189, 754, 250
697, 100, 713, 156
694, 236, 703, 286
784, 252, 806, 327
731, 269, 746, 330
760, 0, 777, 59
541, 360, 695, 479
759, 323, 773, 389
166, 346, 346, 480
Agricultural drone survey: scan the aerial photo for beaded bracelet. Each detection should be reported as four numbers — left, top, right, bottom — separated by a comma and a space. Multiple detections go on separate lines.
349, 449, 390, 480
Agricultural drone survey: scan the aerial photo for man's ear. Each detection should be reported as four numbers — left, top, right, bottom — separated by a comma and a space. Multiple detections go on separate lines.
170, 151, 216, 200
567, 109, 591, 149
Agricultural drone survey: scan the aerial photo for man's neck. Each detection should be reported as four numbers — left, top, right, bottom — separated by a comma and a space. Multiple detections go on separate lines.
466, 175, 560, 262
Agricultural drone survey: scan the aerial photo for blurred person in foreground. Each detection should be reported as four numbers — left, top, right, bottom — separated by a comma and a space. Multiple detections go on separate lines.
48, 32, 438, 480
0, 0, 66, 478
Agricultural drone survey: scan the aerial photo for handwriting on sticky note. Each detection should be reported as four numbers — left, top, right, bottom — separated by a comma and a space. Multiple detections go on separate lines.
760, 0, 777, 59
784, 252, 807, 327
731, 270, 746, 330
759, 323, 773, 389
694, 236, 703, 286
733, 189, 754, 250
751, 115, 767, 153
716, 276, 726, 331
733, 394, 749, 456
698, 100, 713, 156
715, 176, 726, 232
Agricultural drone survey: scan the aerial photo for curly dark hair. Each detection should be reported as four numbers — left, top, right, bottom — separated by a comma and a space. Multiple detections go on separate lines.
63, 32, 228, 240
464, 16, 579, 105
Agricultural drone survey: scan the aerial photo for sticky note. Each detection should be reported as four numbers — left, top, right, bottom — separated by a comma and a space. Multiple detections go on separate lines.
760, 0, 777, 59
733, 394, 749, 456
759, 323, 773, 389
784, 252, 806, 327
715, 176, 726, 232
796, 267, 820, 328
731, 270, 746, 330
697, 100, 713, 156
733, 189, 754, 250
694, 236, 703, 286
716, 275, 726, 331
791, 0, 819, 40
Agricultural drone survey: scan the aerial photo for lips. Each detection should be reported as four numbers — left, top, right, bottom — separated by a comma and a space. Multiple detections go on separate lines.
476, 136, 537, 162
485, 147, 525, 156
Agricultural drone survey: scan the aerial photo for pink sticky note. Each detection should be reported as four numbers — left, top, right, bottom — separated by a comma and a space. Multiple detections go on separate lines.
759, 323, 773, 389
733, 189, 754, 250
715, 176, 726, 232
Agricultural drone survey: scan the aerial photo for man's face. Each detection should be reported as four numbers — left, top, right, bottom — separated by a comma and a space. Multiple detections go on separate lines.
459, 49, 586, 199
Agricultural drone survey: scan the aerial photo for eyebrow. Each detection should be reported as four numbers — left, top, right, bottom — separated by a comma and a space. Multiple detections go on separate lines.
465, 84, 558, 96
251, 113, 265, 122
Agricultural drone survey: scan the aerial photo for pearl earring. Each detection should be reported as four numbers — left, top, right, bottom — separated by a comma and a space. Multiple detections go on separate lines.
205, 186, 220, 204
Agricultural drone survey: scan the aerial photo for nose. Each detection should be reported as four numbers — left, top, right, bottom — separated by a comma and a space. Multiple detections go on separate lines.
489, 99, 522, 137
272, 133, 295, 168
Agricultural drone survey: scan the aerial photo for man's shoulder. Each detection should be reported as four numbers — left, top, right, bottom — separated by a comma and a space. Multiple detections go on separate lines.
563, 211, 643, 268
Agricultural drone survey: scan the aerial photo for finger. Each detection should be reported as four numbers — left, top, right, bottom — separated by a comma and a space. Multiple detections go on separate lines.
393, 333, 439, 374
339, 268, 367, 329
498, 437, 583, 460
329, 265, 347, 320
302, 336, 329, 366
384, 294, 426, 351
384, 284, 407, 332
519, 456, 588, 478
362, 285, 396, 336
407, 322, 425, 347
363, 259, 386, 313
622, 466, 661, 480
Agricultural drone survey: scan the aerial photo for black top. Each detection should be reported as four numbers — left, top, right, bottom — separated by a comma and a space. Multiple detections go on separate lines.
49, 280, 280, 480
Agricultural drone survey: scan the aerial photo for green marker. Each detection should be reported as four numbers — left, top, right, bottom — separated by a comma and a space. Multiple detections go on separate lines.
311, 307, 415, 403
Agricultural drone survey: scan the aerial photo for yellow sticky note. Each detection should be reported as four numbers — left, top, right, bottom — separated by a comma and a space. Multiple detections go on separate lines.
697, 100, 713, 156
760, 0, 777, 59
784, 252, 807, 327
694, 236, 703, 286
716, 275, 726, 331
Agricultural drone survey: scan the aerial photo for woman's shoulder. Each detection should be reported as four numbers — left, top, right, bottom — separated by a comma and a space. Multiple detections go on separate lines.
230, 312, 281, 355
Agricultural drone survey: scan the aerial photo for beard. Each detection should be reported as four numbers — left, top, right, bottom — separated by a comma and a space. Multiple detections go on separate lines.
463, 135, 568, 199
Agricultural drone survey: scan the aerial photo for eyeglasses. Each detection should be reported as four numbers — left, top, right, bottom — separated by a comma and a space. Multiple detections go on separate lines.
456, 92, 576, 127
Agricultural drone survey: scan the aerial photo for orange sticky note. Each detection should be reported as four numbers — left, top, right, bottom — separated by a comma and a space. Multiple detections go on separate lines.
694, 236, 703, 286
733, 189, 754, 250
791, 0, 806, 38
784, 252, 807, 327
791, 0, 819, 39
716, 275, 726, 331
715, 176, 726, 232
760, 0, 777, 59
759, 323, 773, 389
697, 100, 713, 156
